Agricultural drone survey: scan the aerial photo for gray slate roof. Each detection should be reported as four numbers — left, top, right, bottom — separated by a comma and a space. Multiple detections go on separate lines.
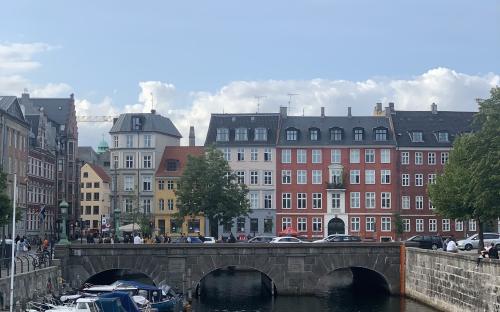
109, 113, 182, 137
0, 96, 28, 125
205, 113, 280, 146
27, 98, 72, 125
278, 116, 396, 146
392, 111, 476, 147
26, 115, 40, 139
0, 96, 17, 111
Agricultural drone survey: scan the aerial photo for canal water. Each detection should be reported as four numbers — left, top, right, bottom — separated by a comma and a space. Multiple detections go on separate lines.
192, 269, 438, 312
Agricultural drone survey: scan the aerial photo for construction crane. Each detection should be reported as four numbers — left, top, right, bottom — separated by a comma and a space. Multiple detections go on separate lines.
76, 116, 115, 122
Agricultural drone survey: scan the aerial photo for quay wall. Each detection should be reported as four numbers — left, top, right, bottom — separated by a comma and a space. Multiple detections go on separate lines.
405, 247, 500, 312
0, 264, 62, 310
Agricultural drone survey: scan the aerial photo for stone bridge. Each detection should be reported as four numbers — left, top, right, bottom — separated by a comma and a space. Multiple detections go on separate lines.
55, 243, 404, 296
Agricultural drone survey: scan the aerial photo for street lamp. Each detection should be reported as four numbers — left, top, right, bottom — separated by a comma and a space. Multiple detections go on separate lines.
57, 200, 70, 245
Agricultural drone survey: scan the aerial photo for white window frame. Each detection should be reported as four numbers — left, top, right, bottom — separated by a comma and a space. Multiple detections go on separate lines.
380, 149, 391, 164
297, 170, 307, 184
297, 149, 307, 163
365, 192, 375, 209
365, 170, 375, 184
312, 149, 322, 163
281, 149, 291, 163
350, 192, 360, 208
312, 170, 322, 184
331, 149, 341, 164
350, 149, 360, 163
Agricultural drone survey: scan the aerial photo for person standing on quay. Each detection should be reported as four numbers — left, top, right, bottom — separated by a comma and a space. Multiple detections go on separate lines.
487, 243, 499, 259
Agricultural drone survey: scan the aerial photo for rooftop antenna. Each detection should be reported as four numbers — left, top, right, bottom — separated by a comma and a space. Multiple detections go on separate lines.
287, 93, 299, 114
255, 96, 266, 113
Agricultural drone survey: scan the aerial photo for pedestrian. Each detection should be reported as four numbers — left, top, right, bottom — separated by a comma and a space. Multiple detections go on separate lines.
446, 237, 458, 253
228, 232, 236, 243
443, 237, 450, 251
487, 243, 499, 259
133, 234, 142, 244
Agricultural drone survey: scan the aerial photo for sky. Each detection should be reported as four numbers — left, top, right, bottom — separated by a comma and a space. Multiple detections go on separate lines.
0, 0, 499, 147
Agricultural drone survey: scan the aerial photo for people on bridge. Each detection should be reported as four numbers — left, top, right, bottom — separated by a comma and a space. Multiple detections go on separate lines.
446, 237, 458, 253
228, 232, 236, 243
487, 243, 499, 259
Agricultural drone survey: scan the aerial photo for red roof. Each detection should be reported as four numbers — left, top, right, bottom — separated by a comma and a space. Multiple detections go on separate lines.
86, 163, 111, 183
156, 146, 205, 177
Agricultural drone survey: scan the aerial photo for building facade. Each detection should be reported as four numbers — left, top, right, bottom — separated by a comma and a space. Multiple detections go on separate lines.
204, 113, 280, 239
79, 163, 111, 233
154, 146, 205, 237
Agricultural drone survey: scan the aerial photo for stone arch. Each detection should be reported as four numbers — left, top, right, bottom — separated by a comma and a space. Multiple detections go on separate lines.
316, 266, 391, 295
83, 268, 156, 286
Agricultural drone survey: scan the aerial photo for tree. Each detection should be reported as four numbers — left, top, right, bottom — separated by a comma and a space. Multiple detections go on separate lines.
429, 87, 500, 252
175, 146, 250, 238
0, 169, 12, 227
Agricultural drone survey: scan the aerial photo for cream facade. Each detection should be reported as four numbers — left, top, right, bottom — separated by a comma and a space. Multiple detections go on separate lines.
80, 163, 111, 232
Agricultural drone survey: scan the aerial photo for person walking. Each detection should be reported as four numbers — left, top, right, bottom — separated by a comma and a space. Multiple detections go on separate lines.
487, 243, 499, 259
446, 237, 458, 253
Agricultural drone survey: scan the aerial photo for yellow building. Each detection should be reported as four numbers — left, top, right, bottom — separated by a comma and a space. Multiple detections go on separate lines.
154, 146, 205, 237
80, 163, 111, 234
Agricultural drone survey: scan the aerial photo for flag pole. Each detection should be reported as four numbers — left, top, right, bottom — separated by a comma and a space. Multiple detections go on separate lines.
9, 173, 17, 312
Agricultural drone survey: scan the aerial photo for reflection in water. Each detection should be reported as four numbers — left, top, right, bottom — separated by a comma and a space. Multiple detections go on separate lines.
193, 269, 437, 312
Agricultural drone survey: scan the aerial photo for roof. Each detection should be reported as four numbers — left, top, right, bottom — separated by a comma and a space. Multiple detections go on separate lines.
109, 112, 182, 137
204, 113, 280, 146
391, 110, 476, 147
0, 96, 17, 110
0, 96, 28, 125
26, 115, 40, 138
156, 146, 204, 177
84, 163, 111, 183
27, 98, 73, 125
277, 116, 396, 146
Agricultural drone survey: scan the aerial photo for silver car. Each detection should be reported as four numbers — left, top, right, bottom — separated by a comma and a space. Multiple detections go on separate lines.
457, 233, 500, 250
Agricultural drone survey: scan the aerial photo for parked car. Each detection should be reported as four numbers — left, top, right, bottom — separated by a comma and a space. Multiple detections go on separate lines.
247, 236, 276, 243
457, 233, 500, 251
269, 237, 305, 244
171, 237, 203, 244
405, 235, 443, 250
313, 234, 361, 243
203, 237, 216, 244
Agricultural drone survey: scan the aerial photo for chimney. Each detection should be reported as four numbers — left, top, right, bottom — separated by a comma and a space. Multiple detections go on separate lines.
21, 90, 30, 101
373, 102, 383, 116
70, 93, 74, 100
389, 102, 395, 113
347, 107, 352, 117
320, 107, 325, 117
280, 106, 287, 118
151, 109, 156, 114
189, 126, 195, 146
431, 102, 438, 114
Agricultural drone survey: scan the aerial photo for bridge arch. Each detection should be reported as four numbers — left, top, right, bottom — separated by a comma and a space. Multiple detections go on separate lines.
316, 266, 391, 295
84, 268, 156, 286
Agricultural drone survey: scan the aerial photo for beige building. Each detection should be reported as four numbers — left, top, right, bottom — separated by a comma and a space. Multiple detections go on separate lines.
80, 163, 111, 233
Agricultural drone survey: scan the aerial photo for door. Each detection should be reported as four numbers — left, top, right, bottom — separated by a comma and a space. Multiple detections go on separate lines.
328, 218, 345, 235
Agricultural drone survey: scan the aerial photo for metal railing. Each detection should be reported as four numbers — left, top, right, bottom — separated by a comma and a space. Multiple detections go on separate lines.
0, 249, 53, 278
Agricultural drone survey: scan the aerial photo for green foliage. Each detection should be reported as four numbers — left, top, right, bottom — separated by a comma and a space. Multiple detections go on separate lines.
175, 146, 250, 232
393, 213, 404, 236
0, 169, 22, 226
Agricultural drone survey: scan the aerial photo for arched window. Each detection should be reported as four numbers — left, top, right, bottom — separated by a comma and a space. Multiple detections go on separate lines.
286, 128, 299, 141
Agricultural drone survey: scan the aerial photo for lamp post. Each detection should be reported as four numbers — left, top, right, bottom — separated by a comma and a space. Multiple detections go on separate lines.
57, 200, 70, 245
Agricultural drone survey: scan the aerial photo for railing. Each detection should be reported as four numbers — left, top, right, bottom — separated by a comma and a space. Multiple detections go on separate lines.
0, 250, 53, 278
325, 182, 345, 189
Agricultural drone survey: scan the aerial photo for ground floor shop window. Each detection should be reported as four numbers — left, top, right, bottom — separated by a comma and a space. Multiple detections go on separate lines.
264, 218, 273, 233
158, 219, 165, 234
250, 218, 258, 233
188, 219, 200, 233
170, 220, 181, 234
237, 217, 245, 232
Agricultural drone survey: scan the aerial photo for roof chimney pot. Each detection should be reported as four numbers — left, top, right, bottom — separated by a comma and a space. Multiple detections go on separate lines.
280, 106, 287, 118
151, 109, 156, 114
431, 102, 438, 114
189, 126, 195, 146
347, 107, 352, 117
320, 107, 325, 117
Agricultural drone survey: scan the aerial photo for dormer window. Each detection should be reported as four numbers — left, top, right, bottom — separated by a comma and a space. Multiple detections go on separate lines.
353, 128, 364, 141
216, 128, 229, 141
411, 131, 423, 142
309, 128, 319, 141
374, 127, 388, 141
330, 128, 343, 141
286, 128, 298, 141
235, 128, 248, 141
132, 116, 142, 130
437, 131, 449, 142
166, 159, 179, 171
254, 128, 267, 141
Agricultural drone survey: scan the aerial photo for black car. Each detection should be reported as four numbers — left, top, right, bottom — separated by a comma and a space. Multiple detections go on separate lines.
405, 235, 443, 250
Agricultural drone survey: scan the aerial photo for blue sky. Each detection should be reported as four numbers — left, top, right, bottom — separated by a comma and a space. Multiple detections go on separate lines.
0, 1, 499, 146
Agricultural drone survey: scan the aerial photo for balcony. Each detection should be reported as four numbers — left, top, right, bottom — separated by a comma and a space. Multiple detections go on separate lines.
325, 182, 345, 190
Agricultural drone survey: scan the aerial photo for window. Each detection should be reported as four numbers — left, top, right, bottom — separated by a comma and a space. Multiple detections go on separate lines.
255, 128, 267, 141
441, 152, 449, 164
250, 148, 258, 161
143, 134, 152, 147
250, 193, 258, 209
415, 196, 423, 209
250, 171, 259, 185
312, 170, 322, 184
350, 192, 360, 208
437, 131, 449, 142
415, 152, 423, 165
281, 170, 291, 184
297, 149, 307, 163
126, 135, 133, 148
350, 170, 360, 184
331, 193, 341, 209
312, 217, 322, 232
237, 218, 246, 232
416, 219, 424, 232
282, 193, 291, 209
312, 193, 322, 209
365, 170, 375, 184
350, 149, 360, 163
250, 219, 259, 233
125, 199, 133, 213
365, 192, 375, 209
354, 128, 364, 141
411, 131, 423, 142
381, 192, 391, 209
264, 194, 272, 209
366, 217, 375, 232
297, 193, 307, 209
158, 180, 164, 190
132, 116, 142, 130
125, 155, 134, 168
286, 129, 298, 141
331, 149, 341, 163
310, 129, 319, 141
429, 219, 437, 232
113, 136, 118, 148
351, 217, 360, 232
330, 128, 343, 141
264, 219, 273, 233
124, 176, 134, 191
143, 155, 152, 168
469, 219, 476, 231
142, 176, 152, 191
381, 217, 391, 232
85, 206, 91, 215
167, 199, 174, 210
94, 182, 100, 188
428, 152, 436, 165
402, 174, 410, 186
83, 172, 89, 178
216, 128, 229, 141
93, 192, 99, 201
312, 149, 322, 163
222, 148, 231, 161
86, 193, 92, 201
237, 148, 245, 161
264, 171, 272, 185
297, 218, 307, 232
403, 219, 410, 232
282, 217, 292, 230
402, 196, 410, 209
428, 174, 437, 184
170, 219, 181, 233
297, 170, 307, 184
380, 149, 390, 163
415, 174, 423, 186
401, 152, 409, 165
442, 219, 450, 232
158, 199, 165, 211
381, 170, 391, 184
264, 148, 272, 161
235, 128, 248, 141
234, 170, 245, 184
455, 220, 464, 232
167, 180, 174, 190
365, 149, 375, 163
281, 149, 291, 163
375, 128, 388, 141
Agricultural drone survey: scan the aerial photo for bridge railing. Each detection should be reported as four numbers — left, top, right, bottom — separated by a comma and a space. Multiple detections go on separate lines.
0, 250, 54, 278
